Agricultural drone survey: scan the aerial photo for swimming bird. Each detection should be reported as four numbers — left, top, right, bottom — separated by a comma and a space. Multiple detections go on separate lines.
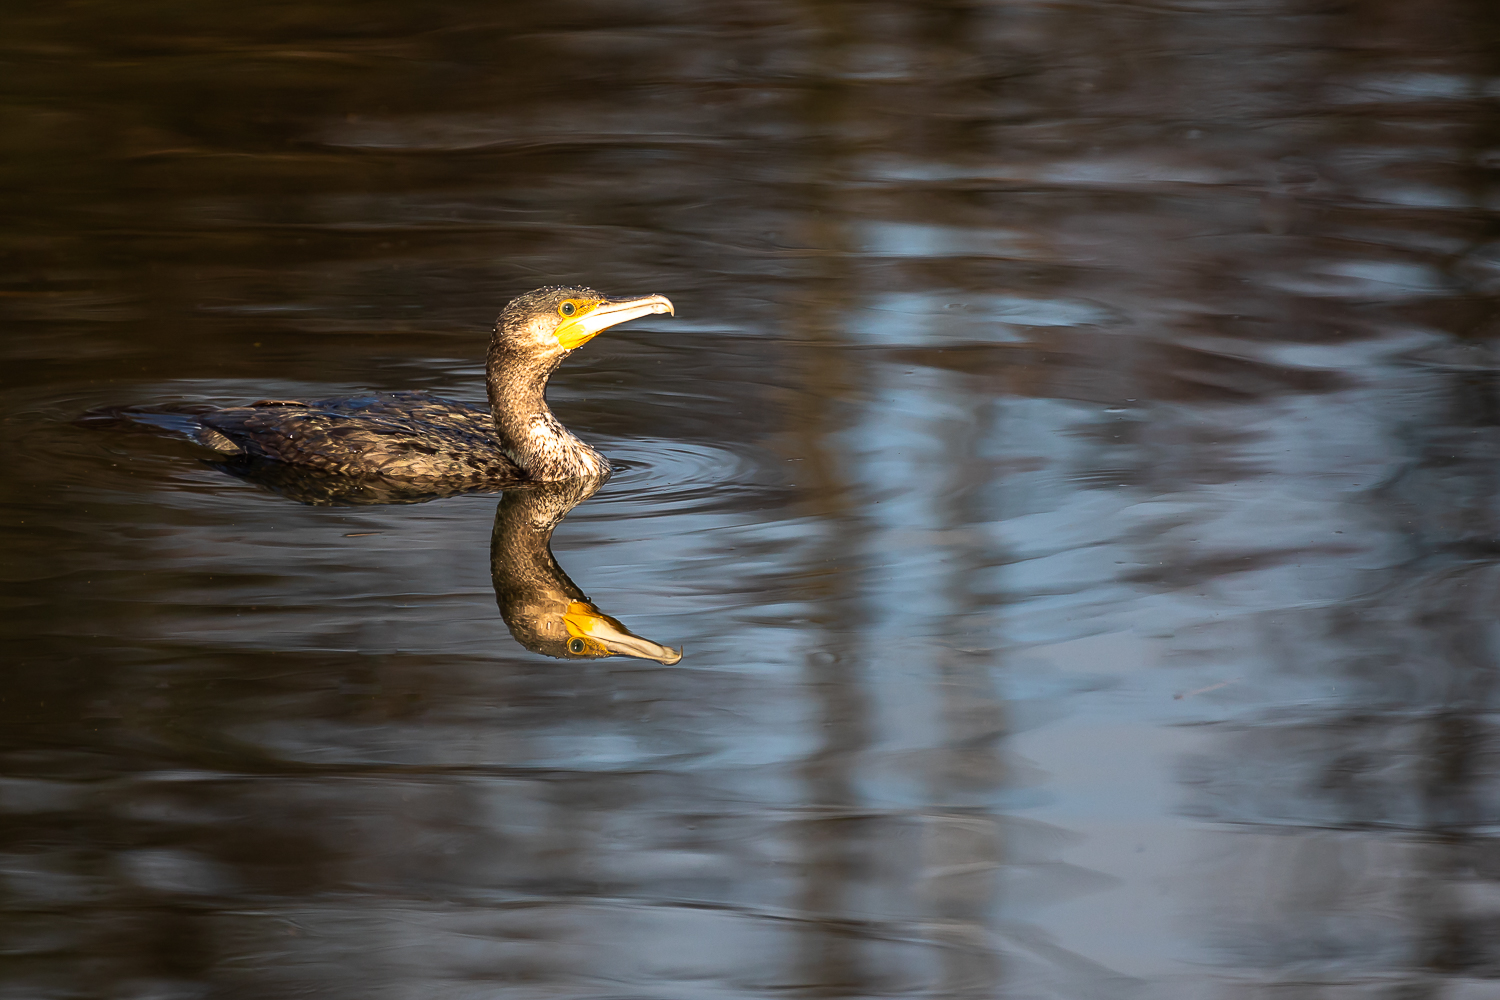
84, 286, 674, 488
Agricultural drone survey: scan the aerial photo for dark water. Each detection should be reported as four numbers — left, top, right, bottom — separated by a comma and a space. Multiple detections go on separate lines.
4, 0, 1500, 996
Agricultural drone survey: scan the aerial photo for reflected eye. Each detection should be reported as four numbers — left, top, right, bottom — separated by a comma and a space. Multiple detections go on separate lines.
568, 637, 586, 654
559, 301, 577, 317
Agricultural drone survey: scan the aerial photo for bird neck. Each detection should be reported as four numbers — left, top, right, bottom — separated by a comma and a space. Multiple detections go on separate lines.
486, 345, 607, 481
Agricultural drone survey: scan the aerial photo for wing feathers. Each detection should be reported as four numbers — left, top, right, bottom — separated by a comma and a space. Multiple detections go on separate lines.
200, 392, 521, 482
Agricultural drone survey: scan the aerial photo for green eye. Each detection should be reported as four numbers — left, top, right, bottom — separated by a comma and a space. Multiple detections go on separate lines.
568, 637, 585, 654
559, 301, 577, 317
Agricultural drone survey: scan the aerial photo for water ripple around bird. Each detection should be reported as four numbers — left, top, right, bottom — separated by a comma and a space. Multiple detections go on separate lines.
591, 436, 791, 519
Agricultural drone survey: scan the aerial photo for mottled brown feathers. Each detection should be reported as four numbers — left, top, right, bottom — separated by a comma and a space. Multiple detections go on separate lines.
199, 391, 526, 484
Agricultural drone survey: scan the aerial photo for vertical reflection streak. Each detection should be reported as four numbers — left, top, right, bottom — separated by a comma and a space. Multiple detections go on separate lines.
895, 4, 1010, 987
919, 384, 1005, 998
786, 1, 876, 993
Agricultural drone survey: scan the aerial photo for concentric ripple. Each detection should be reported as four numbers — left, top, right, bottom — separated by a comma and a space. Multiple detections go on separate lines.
588, 435, 791, 518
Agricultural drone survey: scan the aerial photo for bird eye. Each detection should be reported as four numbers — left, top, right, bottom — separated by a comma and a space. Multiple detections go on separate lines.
559, 301, 577, 317
568, 637, 586, 654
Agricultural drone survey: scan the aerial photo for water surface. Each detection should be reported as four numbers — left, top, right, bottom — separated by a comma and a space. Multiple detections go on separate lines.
4, 0, 1500, 997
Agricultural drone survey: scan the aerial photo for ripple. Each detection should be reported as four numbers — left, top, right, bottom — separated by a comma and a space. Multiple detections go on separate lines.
3, 384, 233, 508
590, 436, 790, 518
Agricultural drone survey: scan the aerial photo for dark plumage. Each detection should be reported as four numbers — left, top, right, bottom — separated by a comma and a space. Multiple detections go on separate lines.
196, 391, 515, 481
81, 286, 674, 490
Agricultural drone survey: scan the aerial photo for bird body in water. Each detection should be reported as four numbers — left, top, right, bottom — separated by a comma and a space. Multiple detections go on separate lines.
89, 286, 673, 487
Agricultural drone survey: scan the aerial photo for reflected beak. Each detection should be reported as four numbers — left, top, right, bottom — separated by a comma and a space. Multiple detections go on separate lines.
564, 601, 683, 665
555, 293, 674, 351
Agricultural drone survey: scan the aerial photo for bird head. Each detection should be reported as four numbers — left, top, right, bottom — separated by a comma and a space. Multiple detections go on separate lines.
496, 285, 674, 359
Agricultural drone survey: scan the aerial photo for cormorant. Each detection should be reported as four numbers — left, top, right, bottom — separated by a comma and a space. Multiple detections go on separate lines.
83, 286, 674, 488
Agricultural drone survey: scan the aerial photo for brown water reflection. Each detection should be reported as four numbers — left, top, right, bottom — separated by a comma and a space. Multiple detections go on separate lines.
3, 0, 1499, 996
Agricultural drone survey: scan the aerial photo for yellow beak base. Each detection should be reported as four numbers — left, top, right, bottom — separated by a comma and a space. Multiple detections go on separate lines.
554, 293, 674, 351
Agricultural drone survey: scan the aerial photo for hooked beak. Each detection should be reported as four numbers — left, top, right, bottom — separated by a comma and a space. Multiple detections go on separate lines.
563, 601, 683, 665
554, 293, 674, 351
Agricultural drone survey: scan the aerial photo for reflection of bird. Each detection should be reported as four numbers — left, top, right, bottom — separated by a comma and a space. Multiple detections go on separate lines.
492, 475, 682, 664
82, 286, 673, 487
